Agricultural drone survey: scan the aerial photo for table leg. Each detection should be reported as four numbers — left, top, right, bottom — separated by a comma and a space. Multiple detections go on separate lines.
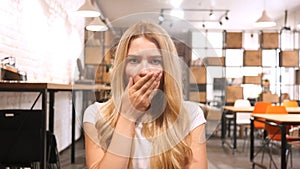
221, 110, 226, 139
250, 118, 254, 161
49, 91, 55, 132
233, 112, 237, 151
281, 124, 287, 169
42, 90, 47, 169
71, 90, 76, 163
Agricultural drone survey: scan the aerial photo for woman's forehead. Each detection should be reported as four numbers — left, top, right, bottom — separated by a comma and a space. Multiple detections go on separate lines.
128, 37, 160, 55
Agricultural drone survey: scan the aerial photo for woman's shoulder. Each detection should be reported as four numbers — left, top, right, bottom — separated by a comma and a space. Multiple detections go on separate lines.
183, 101, 206, 130
83, 101, 106, 124
183, 101, 203, 115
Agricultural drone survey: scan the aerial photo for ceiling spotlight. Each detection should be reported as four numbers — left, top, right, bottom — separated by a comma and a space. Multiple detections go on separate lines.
202, 23, 205, 28
225, 15, 229, 20
158, 14, 164, 22
209, 10, 216, 20
219, 21, 223, 26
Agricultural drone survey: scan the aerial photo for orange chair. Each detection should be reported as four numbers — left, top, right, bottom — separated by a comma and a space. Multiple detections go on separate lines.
265, 105, 290, 140
252, 102, 272, 130
261, 105, 300, 168
283, 100, 299, 107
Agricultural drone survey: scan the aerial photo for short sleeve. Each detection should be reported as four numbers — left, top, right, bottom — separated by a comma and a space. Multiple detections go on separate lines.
184, 101, 206, 131
83, 102, 104, 125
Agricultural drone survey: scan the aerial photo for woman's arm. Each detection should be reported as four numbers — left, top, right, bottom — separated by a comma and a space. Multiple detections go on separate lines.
189, 124, 207, 169
84, 116, 135, 169
84, 122, 104, 169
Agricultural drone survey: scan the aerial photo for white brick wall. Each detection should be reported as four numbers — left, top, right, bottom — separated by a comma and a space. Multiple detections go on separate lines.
0, 0, 86, 152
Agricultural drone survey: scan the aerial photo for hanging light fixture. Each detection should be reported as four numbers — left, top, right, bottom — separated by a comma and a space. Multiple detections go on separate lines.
77, 0, 100, 17
254, 0, 276, 28
254, 10, 276, 28
86, 17, 108, 31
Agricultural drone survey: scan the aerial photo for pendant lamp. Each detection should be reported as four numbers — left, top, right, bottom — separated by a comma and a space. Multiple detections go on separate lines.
254, 10, 276, 28
77, 0, 100, 17
86, 17, 108, 31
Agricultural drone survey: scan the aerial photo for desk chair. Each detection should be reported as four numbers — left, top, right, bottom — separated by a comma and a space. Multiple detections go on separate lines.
283, 100, 300, 139
0, 110, 60, 169
252, 102, 272, 138
233, 99, 252, 137
283, 100, 299, 107
260, 105, 300, 169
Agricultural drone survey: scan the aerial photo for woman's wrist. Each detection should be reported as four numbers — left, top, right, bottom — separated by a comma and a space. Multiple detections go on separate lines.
115, 114, 136, 137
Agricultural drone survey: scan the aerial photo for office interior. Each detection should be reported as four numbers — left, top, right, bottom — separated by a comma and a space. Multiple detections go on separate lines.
1, 0, 300, 168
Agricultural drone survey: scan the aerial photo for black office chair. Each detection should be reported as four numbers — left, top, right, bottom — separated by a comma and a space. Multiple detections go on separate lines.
0, 110, 60, 169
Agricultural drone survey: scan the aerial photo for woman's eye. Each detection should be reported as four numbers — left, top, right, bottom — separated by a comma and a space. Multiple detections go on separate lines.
150, 59, 162, 65
127, 58, 139, 64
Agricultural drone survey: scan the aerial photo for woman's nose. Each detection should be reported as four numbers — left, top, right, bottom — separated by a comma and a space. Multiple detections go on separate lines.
138, 68, 150, 77
138, 61, 151, 76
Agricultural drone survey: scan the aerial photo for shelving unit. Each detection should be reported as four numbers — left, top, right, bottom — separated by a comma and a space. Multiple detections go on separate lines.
188, 30, 225, 106
188, 29, 300, 105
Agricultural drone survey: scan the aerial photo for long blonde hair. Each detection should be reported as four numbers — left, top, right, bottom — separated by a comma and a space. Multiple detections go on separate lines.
95, 22, 192, 169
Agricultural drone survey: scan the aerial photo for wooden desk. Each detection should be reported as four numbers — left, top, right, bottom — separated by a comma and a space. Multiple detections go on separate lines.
0, 81, 111, 166
223, 106, 300, 114
250, 114, 300, 169
222, 106, 300, 153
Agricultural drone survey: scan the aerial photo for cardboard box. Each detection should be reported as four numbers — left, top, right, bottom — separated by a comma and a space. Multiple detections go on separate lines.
279, 50, 299, 67
261, 93, 279, 103
225, 32, 243, 49
225, 86, 243, 103
243, 50, 262, 66
261, 32, 279, 49
203, 57, 225, 66
85, 47, 103, 65
243, 76, 262, 84
189, 66, 206, 84
189, 92, 206, 103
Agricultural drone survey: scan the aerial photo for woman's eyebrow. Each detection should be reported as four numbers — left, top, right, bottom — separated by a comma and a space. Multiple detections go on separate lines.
127, 54, 162, 57
127, 54, 140, 57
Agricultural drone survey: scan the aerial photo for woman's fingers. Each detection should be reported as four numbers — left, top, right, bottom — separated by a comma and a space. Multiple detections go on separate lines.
135, 72, 161, 93
125, 71, 162, 113
132, 72, 155, 91
127, 77, 134, 88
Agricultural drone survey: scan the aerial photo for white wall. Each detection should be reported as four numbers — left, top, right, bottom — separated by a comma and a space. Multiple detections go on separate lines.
0, 0, 86, 152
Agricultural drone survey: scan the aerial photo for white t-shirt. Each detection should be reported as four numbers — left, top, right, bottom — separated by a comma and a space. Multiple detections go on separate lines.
83, 101, 206, 169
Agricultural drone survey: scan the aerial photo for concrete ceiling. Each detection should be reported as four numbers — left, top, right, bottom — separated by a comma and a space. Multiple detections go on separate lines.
95, 0, 300, 33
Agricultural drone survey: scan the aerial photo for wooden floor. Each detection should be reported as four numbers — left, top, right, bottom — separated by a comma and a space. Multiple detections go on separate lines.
59, 133, 300, 169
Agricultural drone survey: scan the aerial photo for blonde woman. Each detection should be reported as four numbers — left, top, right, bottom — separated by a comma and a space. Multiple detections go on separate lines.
83, 22, 207, 169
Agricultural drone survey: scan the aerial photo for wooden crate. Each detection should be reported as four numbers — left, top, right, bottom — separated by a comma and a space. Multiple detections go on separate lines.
261, 93, 279, 103
189, 92, 206, 103
261, 32, 279, 49
243, 76, 262, 84
225, 86, 243, 103
203, 57, 225, 66
243, 50, 262, 66
189, 66, 206, 84
85, 47, 102, 65
279, 50, 299, 67
225, 32, 243, 49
